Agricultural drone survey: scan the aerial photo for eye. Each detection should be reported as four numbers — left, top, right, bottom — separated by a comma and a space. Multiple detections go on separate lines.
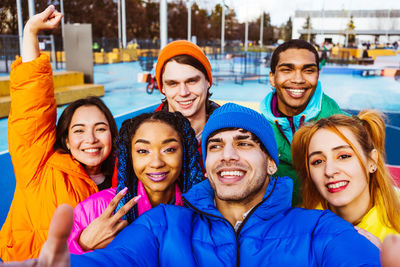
280, 68, 291, 72
96, 127, 107, 132
238, 141, 253, 147
136, 149, 149, 154
310, 159, 323, 166
338, 153, 352, 160
164, 147, 177, 153
208, 144, 221, 151
187, 78, 198, 85
304, 68, 316, 74
73, 129, 84, 134
166, 81, 178, 87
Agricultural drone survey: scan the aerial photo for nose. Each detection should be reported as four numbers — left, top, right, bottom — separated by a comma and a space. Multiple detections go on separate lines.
149, 151, 166, 168
179, 83, 190, 96
222, 143, 240, 162
85, 130, 99, 144
324, 159, 338, 178
291, 70, 305, 84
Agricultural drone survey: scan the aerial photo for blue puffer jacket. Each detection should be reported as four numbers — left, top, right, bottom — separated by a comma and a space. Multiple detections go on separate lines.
71, 177, 380, 266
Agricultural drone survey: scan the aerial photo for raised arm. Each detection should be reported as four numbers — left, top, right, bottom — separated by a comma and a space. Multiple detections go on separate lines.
22, 5, 62, 62
8, 5, 63, 187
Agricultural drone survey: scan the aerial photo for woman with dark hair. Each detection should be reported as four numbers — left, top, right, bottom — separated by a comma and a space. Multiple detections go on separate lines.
0, 6, 117, 261
292, 110, 400, 248
67, 111, 203, 253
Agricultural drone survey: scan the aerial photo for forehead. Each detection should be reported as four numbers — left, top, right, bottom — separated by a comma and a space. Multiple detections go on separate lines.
162, 60, 206, 81
70, 105, 107, 125
309, 127, 360, 152
277, 48, 317, 66
133, 121, 180, 142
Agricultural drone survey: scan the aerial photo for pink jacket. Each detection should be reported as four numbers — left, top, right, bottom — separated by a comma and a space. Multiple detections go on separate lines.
67, 181, 183, 254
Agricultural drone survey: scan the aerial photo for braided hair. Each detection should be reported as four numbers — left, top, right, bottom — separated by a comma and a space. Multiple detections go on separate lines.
115, 111, 203, 223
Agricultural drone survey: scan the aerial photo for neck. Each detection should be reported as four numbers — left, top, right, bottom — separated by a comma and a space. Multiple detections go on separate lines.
216, 179, 269, 227
147, 185, 175, 207
84, 165, 102, 176
276, 101, 305, 117
187, 110, 207, 136
330, 191, 371, 225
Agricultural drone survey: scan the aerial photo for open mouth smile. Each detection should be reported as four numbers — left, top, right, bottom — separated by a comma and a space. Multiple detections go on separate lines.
326, 180, 349, 193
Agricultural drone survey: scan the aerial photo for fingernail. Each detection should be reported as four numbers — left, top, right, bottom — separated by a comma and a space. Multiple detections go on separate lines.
120, 187, 128, 195
133, 195, 142, 202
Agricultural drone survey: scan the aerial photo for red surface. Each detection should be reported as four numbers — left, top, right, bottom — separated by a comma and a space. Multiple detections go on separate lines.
388, 165, 400, 187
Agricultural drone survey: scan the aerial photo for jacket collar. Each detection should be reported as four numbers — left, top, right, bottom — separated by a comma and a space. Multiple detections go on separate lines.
183, 176, 293, 219
260, 81, 323, 141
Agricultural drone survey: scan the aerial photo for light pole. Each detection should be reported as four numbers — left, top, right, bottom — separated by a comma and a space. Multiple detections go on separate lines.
259, 12, 264, 48
16, 0, 23, 56
28, 0, 35, 17
160, 0, 168, 49
221, 1, 226, 54
121, 0, 127, 48
187, 0, 193, 41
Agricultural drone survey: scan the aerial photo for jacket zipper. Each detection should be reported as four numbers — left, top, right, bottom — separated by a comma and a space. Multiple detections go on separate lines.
182, 178, 278, 267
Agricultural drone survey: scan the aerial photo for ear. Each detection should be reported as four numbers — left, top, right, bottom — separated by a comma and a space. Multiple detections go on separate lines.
368, 148, 378, 173
269, 71, 275, 88
267, 160, 277, 176
65, 138, 70, 151
204, 172, 208, 178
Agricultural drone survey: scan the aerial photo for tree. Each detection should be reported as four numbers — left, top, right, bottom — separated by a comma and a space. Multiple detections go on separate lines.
299, 16, 315, 43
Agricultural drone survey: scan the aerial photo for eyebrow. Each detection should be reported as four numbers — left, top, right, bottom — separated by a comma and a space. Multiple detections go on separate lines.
71, 122, 108, 129
134, 138, 179, 145
234, 134, 251, 141
164, 75, 201, 84
277, 63, 318, 69
308, 145, 352, 159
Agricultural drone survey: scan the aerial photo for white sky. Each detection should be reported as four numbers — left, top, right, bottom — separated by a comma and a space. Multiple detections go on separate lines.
197, 0, 400, 25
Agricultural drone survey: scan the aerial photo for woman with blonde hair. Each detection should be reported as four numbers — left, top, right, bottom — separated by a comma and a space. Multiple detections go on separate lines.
292, 110, 400, 247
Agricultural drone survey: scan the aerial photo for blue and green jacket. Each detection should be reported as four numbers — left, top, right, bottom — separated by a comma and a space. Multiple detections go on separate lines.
260, 82, 344, 205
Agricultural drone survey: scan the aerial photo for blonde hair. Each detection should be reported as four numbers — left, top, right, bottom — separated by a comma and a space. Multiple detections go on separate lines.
292, 110, 400, 232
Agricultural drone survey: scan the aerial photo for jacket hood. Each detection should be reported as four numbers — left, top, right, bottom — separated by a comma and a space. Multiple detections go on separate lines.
260, 81, 323, 142
183, 176, 293, 219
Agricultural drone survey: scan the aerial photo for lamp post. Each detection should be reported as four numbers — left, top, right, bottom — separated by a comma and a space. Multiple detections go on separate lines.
221, 1, 226, 54
160, 0, 168, 49
187, 0, 193, 41
259, 12, 264, 48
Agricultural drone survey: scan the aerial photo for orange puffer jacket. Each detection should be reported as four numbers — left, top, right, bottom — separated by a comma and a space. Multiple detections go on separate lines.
0, 54, 98, 261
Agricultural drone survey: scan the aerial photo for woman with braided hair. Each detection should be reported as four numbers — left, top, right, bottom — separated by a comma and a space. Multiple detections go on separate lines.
67, 111, 204, 254
291, 110, 400, 249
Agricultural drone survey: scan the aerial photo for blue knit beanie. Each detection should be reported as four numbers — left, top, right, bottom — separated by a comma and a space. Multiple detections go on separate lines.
201, 103, 279, 166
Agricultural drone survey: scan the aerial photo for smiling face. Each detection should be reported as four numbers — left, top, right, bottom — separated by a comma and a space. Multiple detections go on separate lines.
269, 48, 319, 117
162, 60, 210, 121
205, 129, 276, 206
307, 127, 373, 212
131, 121, 183, 201
66, 105, 112, 175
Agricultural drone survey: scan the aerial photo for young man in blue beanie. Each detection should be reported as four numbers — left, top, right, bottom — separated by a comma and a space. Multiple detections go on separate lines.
260, 39, 344, 205
18, 103, 378, 266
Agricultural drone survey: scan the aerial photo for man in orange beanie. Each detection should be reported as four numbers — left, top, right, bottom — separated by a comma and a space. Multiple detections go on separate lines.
154, 40, 219, 143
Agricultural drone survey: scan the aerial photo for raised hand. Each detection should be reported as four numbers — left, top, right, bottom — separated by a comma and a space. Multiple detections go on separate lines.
0, 204, 73, 267
78, 188, 141, 251
22, 5, 63, 62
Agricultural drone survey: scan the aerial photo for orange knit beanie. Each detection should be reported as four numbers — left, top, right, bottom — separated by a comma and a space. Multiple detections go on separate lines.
155, 40, 212, 94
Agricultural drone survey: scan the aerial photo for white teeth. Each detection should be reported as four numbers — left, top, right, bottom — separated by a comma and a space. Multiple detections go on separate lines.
287, 89, 305, 95
84, 148, 100, 153
327, 181, 348, 189
220, 171, 244, 177
179, 100, 193, 105
149, 174, 165, 178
